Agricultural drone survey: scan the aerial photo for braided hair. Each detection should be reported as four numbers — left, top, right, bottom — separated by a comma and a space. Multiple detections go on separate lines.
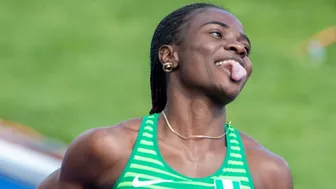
149, 3, 223, 114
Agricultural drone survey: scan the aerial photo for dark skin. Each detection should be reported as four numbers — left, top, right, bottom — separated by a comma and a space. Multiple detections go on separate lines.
37, 8, 293, 189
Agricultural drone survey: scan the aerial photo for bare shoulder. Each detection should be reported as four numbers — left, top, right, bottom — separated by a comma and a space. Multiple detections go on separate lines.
240, 132, 293, 189
62, 117, 143, 181
69, 117, 143, 164
38, 117, 143, 189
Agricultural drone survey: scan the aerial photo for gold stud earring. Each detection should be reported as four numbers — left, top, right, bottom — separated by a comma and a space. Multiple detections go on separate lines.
162, 62, 173, 72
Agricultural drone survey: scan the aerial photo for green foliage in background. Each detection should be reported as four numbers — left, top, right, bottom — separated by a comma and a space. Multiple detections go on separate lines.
0, 0, 335, 188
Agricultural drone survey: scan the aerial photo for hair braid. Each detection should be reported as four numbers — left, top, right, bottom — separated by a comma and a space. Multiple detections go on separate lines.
149, 3, 223, 114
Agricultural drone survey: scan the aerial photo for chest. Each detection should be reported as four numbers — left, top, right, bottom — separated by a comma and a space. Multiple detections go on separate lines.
113, 139, 253, 188
91, 150, 256, 189
111, 115, 255, 189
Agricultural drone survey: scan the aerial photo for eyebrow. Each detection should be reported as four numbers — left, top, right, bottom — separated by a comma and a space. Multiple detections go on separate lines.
200, 21, 251, 46
201, 21, 229, 28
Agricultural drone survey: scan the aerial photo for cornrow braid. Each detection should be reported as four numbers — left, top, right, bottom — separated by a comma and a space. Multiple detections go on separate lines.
149, 3, 223, 114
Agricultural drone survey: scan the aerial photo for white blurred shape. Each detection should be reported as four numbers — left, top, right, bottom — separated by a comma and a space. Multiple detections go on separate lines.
0, 139, 62, 186
308, 40, 326, 65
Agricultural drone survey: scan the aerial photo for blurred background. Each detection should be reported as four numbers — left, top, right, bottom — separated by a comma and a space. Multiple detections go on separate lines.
0, 0, 335, 188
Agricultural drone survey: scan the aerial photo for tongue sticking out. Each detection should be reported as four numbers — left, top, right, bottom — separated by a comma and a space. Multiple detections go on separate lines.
230, 61, 247, 81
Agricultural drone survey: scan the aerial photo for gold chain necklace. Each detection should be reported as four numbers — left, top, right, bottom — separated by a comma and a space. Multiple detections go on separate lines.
161, 111, 229, 140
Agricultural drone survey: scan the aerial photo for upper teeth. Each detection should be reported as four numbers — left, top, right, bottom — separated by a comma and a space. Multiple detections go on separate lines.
215, 60, 238, 66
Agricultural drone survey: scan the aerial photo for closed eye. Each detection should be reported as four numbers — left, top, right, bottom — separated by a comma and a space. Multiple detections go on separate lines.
244, 46, 251, 55
244, 46, 249, 53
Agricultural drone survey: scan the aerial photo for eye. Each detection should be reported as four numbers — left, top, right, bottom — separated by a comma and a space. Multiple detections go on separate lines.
244, 46, 251, 55
210, 31, 222, 38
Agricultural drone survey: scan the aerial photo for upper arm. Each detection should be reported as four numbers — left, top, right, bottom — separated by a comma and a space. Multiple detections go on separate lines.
241, 133, 293, 189
37, 169, 82, 189
37, 128, 119, 189
260, 156, 293, 189
272, 158, 293, 189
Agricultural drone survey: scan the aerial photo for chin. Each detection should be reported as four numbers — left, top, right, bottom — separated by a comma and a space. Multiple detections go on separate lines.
208, 86, 242, 106
224, 90, 240, 104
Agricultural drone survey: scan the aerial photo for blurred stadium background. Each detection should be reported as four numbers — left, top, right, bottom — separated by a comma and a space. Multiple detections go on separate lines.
0, 0, 335, 188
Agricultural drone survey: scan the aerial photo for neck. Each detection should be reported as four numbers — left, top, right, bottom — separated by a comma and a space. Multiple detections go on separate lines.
159, 82, 227, 148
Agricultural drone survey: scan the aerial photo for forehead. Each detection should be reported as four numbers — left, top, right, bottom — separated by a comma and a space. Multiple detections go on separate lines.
188, 8, 244, 32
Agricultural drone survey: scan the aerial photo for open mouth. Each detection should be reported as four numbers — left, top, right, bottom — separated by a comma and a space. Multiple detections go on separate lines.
214, 59, 247, 81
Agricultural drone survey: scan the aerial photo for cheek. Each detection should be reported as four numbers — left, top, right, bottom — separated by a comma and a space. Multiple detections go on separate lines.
178, 36, 218, 81
188, 42, 217, 72
184, 33, 217, 56
178, 52, 212, 86
180, 40, 214, 68
244, 58, 253, 77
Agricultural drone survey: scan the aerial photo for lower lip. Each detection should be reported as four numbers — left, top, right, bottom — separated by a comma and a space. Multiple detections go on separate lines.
216, 64, 231, 75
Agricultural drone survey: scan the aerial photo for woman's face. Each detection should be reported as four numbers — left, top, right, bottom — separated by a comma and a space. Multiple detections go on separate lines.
168, 8, 253, 104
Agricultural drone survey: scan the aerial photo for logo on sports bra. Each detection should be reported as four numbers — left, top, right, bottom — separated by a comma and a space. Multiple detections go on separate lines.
132, 175, 174, 187
214, 179, 242, 189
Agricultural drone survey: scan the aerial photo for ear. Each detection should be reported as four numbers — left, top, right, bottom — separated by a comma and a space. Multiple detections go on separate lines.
158, 45, 179, 68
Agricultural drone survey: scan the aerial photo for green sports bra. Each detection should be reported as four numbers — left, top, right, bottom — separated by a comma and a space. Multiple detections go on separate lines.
114, 114, 254, 189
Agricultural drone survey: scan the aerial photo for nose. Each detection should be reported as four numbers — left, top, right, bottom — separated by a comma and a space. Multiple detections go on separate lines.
224, 42, 247, 57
